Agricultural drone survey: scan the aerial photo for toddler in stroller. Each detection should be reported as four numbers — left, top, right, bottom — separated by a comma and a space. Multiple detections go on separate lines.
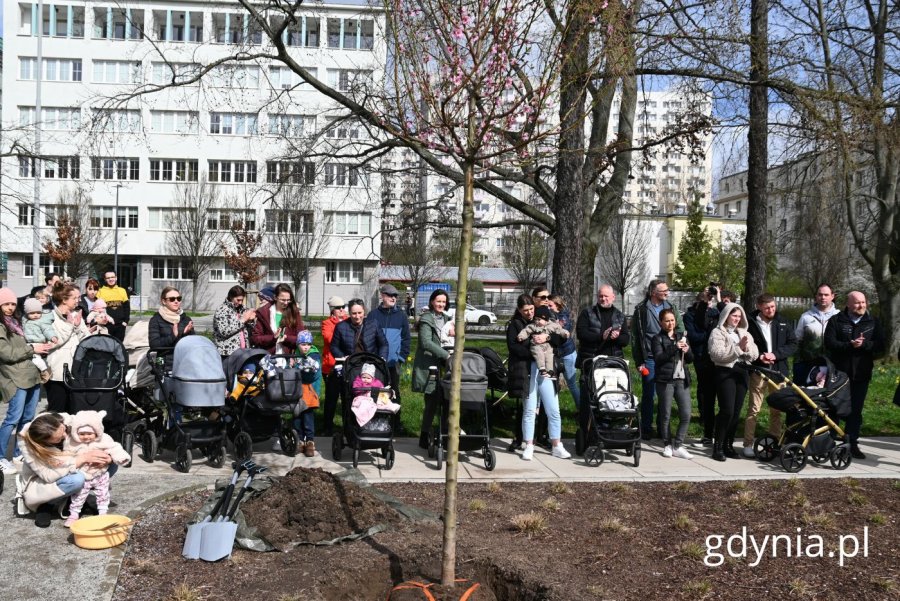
350, 363, 400, 427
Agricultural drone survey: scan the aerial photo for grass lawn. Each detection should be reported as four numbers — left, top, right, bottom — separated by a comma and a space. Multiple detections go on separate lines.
311, 332, 900, 440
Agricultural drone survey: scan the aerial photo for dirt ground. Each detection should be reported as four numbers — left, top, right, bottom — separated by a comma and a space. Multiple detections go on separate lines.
114, 470, 899, 601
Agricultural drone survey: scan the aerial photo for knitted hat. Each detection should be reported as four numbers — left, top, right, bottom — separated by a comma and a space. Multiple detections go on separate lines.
258, 286, 275, 302
297, 330, 313, 344
361, 363, 376, 378
534, 306, 553, 320
0, 288, 17, 307
93, 298, 107, 311
241, 363, 257, 373
23, 298, 43, 314
327, 295, 346, 309
70, 410, 106, 441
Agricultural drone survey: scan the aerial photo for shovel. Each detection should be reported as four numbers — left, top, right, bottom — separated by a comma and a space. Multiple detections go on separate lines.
199, 464, 267, 562
183, 461, 254, 559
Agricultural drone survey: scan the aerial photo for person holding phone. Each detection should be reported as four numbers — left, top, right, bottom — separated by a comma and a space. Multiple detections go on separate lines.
824, 291, 885, 460
652, 309, 694, 459
251, 283, 305, 355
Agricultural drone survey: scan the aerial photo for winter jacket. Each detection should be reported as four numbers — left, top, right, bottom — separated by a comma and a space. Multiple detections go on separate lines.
46, 311, 91, 383
0, 322, 41, 402
250, 304, 304, 355
320, 314, 347, 375
554, 308, 577, 358
683, 302, 719, 359
707, 303, 759, 369
295, 346, 323, 397
824, 309, 885, 382
746, 309, 798, 377
369, 304, 411, 366
22, 311, 57, 344
212, 300, 254, 357
651, 331, 694, 386
148, 312, 193, 351
330, 318, 388, 360
18, 413, 79, 511
412, 311, 451, 394
506, 313, 535, 399
631, 298, 683, 366
64, 410, 131, 479
794, 304, 840, 362
96, 285, 130, 325
576, 303, 630, 367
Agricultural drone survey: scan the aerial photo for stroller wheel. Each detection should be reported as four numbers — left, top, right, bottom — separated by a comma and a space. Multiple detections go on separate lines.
352, 447, 360, 468
384, 445, 395, 470
584, 445, 603, 467
140, 430, 157, 464
632, 443, 641, 468
811, 454, 829, 464
436, 446, 444, 471
575, 428, 586, 456
753, 436, 779, 462
331, 432, 343, 462
121, 430, 135, 468
280, 429, 299, 458
233, 432, 253, 462
175, 444, 192, 473
830, 444, 852, 470
483, 448, 496, 471
427, 436, 436, 459
780, 443, 807, 473
207, 444, 226, 468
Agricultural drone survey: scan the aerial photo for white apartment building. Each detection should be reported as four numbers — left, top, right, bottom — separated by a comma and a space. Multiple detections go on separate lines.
1, 0, 385, 313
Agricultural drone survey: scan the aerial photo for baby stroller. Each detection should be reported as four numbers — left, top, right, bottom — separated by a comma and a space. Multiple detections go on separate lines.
749, 360, 852, 473
121, 321, 166, 461
141, 336, 228, 472
223, 349, 307, 460
427, 350, 495, 471
332, 352, 396, 469
578, 356, 641, 467
63, 334, 129, 450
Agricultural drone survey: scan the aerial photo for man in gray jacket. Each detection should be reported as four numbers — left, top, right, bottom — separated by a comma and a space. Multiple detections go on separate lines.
793, 283, 839, 383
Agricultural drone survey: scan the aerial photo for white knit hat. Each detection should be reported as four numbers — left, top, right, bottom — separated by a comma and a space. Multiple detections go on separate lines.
361, 363, 376, 378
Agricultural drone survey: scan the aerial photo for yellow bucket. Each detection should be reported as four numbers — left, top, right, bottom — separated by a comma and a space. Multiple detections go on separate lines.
70, 514, 133, 550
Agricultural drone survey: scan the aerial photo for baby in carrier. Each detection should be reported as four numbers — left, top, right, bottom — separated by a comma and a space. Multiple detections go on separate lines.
86, 298, 115, 334
350, 363, 400, 426
63, 410, 131, 527
516, 306, 570, 379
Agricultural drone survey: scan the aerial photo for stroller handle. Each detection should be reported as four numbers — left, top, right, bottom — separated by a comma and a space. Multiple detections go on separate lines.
735, 362, 788, 383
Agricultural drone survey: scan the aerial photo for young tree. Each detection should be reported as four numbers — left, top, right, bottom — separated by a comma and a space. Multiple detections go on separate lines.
673, 198, 717, 290
598, 215, 651, 311
42, 188, 112, 280
502, 225, 548, 295
223, 218, 266, 290
166, 178, 227, 312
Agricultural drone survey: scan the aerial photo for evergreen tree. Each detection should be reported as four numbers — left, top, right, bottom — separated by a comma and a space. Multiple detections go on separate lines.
673, 198, 717, 290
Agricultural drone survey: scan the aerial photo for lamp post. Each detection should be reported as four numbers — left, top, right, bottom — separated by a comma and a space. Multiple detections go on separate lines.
114, 184, 122, 275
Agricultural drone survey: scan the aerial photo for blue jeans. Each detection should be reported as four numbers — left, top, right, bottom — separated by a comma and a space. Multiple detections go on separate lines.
561, 351, 580, 409
640, 358, 656, 436
0, 385, 41, 460
523, 364, 561, 442
294, 409, 316, 441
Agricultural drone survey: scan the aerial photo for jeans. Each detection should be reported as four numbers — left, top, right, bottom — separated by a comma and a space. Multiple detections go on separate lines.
656, 379, 691, 448
522, 364, 561, 442
294, 408, 316, 441
561, 351, 580, 408
640, 357, 656, 436
0, 385, 41, 460
714, 366, 748, 444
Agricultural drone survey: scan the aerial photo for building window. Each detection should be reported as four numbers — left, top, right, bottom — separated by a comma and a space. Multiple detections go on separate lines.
19, 106, 81, 130
210, 65, 260, 88
326, 69, 372, 92
92, 60, 141, 84
268, 66, 312, 90
265, 261, 288, 282
325, 118, 364, 140
91, 158, 140, 181
325, 261, 363, 284
264, 210, 313, 234
41, 157, 80, 179
328, 212, 371, 236
265, 161, 315, 185
18, 204, 36, 226
206, 209, 257, 231
150, 111, 199, 134
149, 159, 199, 182
209, 262, 238, 282
736, 200, 742, 213
148, 207, 190, 229
210, 113, 258, 135
151, 62, 201, 85
151, 258, 193, 281
23, 256, 56, 279
324, 163, 365, 187
20, 57, 82, 81
93, 109, 141, 133
19, 157, 36, 178
90, 207, 114, 228
269, 114, 315, 137
208, 161, 257, 183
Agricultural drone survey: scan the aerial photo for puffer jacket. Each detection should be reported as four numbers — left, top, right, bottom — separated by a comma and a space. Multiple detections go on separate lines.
0, 322, 41, 402
576, 303, 630, 366
46, 311, 91, 382
411, 311, 450, 394
506, 313, 534, 399
707, 302, 759, 368
331, 318, 388, 360
824, 309, 886, 382
369, 304, 411, 366
652, 330, 694, 385
320, 314, 347, 375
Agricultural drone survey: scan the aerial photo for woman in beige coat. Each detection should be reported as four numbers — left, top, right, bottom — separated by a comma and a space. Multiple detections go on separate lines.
707, 302, 759, 461
45, 283, 91, 413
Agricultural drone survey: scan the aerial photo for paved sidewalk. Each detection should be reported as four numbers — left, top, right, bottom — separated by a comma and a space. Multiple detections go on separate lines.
1, 435, 898, 601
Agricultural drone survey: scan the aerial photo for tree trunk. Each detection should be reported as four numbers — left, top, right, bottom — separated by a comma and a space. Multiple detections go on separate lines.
744, 0, 769, 302
875, 279, 900, 359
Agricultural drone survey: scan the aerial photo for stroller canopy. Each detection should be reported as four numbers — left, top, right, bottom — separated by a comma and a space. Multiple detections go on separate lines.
68, 334, 128, 389
171, 336, 227, 383
224, 348, 271, 392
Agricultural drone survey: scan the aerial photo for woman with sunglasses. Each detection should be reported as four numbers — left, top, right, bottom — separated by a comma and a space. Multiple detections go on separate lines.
148, 287, 194, 365
251, 283, 305, 355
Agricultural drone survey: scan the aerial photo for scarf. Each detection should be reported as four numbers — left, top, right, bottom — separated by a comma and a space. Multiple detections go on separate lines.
158, 304, 183, 325
3, 315, 24, 336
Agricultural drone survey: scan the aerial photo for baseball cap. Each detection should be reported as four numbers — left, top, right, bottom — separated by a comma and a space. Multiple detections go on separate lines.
327, 295, 346, 309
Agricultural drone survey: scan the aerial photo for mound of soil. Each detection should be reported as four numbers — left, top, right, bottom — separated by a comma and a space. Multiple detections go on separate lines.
242, 467, 403, 548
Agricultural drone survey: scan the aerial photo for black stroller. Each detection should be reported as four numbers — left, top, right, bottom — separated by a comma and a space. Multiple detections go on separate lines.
427, 350, 495, 471
223, 349, 307, 460
140, 336, 228, 472
578, 355, 641, 467
63, 334, 129, 451
331, 352, 396, 469
749, 360, 852, 473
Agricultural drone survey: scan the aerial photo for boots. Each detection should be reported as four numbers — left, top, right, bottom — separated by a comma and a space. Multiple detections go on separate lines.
723, 438, 738, 458
712, 441, 726, 462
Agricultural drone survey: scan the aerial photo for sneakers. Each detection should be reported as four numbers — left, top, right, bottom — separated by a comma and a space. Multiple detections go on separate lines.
551, 444, 571, 459
64, 514, 80, 528
742, 446, 756, 458
271, 437, 282, 452
0, 458, 18, 475
521, 444, 534, 461
850, 446, 866, 460
297, 440, 307, 455
673, 446, 694, 460
662, 445, 673, 458
304, 440, 316, 458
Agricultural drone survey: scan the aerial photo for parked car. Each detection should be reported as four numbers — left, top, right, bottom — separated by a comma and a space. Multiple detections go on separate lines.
444, 303, 497, 326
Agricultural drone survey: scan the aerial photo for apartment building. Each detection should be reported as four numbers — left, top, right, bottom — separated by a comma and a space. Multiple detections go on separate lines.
1, 0, 385, 313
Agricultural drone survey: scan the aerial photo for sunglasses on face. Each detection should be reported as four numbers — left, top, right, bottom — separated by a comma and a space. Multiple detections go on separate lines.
535, 294, 550, 300
166, 296, 182, 302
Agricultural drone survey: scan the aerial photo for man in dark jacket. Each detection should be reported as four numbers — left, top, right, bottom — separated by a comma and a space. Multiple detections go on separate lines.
330, 298, 388, 362
743, 293, 798, 457
824, 291, 885, 459
369, 284, 411, 404
683, 288, 719, 445
632, 280, 682, 439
